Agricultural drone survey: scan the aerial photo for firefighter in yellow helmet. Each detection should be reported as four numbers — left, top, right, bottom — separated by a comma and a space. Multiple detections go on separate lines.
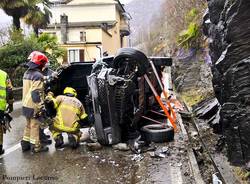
47, 87, 88, 149
0, 69, 14, 155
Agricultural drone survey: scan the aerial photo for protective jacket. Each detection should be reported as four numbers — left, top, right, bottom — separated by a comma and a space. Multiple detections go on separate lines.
0, 69, 14, 146
51, 95, 87, 133
0, 70, 14, 111
22, 68, 44, 118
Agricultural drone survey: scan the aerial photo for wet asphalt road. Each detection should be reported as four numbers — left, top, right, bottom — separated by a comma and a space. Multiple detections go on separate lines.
0, 102, 194, 184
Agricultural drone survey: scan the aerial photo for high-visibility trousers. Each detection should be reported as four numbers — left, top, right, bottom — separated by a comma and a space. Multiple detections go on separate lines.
22, 118, 40, 146
50, 126, 81, 143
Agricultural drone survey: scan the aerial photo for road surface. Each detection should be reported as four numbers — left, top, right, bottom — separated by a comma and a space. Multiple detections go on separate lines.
0, 102, 195, 184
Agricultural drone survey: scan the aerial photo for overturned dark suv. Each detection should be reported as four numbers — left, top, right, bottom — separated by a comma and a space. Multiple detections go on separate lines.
45, 48, 173, 145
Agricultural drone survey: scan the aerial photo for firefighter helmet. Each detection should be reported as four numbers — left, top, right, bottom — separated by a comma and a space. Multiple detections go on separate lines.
63, 87, 77, 97
28, 51, 48, 66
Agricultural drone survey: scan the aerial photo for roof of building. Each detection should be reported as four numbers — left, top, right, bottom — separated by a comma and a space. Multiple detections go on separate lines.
52, 0, 126, 13
68, 0, 114, 5
47, 20, 117, 28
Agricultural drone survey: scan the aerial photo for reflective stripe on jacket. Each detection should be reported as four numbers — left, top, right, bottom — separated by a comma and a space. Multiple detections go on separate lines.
53, 95, 87, 133
22, 69, 44, 118
0, 70, 7, 111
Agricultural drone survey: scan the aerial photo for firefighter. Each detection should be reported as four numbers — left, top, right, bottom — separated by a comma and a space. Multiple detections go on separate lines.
0, 69, 14, 155
47, 87, 88, 149
21, 51, 49, 153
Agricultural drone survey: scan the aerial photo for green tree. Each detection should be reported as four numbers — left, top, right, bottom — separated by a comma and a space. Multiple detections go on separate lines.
37, 33, 65, 69
0, 0, 50, 30
0, 30, 65, 86
24, 1, 52, 36
177, 8, 202, 49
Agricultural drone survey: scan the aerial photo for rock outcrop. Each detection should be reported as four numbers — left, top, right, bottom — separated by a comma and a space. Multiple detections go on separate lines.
204, 0, 250, 165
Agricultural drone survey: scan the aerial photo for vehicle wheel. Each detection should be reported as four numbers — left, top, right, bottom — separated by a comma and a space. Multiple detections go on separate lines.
141, 124, 174, 143
113, 48, 149, 76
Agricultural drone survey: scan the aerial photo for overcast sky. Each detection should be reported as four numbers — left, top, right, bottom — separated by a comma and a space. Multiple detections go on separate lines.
0, 0, 134, 25
120, 0, 133, 4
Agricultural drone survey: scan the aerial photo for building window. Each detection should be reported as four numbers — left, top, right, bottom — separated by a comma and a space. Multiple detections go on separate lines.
68, 49, 79, 63
68, 49, 84, 63
80, 31, 86, 42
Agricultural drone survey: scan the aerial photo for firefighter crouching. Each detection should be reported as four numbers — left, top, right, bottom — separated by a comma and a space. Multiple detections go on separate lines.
21, 51, 49, 153
46, 87, 88, 149
0, 69, 14, 155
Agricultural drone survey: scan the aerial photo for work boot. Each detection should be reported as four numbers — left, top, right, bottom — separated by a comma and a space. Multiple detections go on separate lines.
21, 140, 31, 152
0, 145, 4, 155
55, 135, 64, 149
31, 144, 49, 154
41, 139, 52, 145
68, 134, 79, 149
40, 129, 52, 145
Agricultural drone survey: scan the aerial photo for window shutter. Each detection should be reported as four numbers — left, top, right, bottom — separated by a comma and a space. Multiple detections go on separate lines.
63, 50, 68, 64
79, 49, 84, 62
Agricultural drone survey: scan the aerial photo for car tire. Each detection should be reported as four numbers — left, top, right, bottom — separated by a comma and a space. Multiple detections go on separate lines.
113, 48, 149, 76
141, 124, 174, 143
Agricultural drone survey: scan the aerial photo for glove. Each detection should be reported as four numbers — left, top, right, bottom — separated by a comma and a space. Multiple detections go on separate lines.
34, 105, 46, 119
1, 113, 12, 133
45, 94, 54, 102
7, 104, 13, 113
51, 71, 58, 79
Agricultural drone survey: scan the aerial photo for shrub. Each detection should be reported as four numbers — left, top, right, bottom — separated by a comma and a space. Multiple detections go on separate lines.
0, 30, 65, 87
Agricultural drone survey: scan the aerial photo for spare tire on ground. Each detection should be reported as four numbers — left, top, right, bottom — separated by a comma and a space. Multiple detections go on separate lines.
113, 48, 150, 76
141, 124, 174, 143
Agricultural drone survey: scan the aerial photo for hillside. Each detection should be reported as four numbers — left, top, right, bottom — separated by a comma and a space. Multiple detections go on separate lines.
124, 0, 165, 47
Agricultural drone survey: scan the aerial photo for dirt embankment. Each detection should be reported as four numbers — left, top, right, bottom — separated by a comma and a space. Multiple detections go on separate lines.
172, 56, 214, 107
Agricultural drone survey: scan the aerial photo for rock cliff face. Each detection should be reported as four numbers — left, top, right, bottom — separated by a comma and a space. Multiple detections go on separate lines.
204, 0, 250, 165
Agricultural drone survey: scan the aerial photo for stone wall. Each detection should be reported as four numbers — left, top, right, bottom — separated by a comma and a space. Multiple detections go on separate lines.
204, 0, 250, 165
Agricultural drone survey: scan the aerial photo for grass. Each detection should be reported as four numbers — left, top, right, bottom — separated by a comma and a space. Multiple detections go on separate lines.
180, 88, 214, 107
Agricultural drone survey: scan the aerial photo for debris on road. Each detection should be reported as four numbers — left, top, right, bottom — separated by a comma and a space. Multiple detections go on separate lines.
113, 143, 130, 151
131, 154, 144, 162
86, 142, 103, 151
80, 129, 90, 142
149, 146, 170, 158
190, 131, 198, 139
212, 173, 222, 184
